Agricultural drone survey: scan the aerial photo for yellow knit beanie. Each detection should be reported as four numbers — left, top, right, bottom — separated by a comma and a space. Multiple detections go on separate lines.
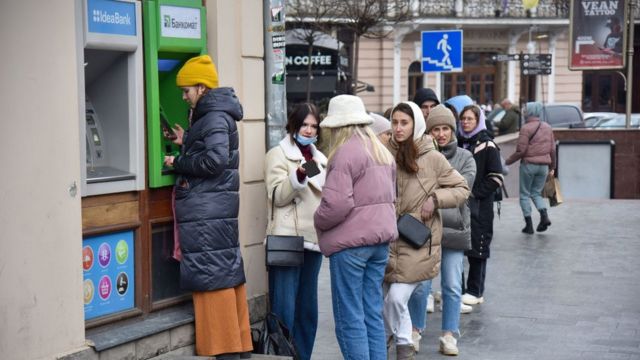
176, 55, 219, 89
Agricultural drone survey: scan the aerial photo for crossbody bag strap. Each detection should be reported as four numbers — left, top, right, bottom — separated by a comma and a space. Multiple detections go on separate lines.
269, 185, 300, 236
528, 121, 542, 143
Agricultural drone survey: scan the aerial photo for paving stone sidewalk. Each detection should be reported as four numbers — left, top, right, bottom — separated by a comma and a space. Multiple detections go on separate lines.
311, 199, 640, 360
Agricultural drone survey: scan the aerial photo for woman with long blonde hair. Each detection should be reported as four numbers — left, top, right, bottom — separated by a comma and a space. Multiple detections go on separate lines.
314, 95, 397, 360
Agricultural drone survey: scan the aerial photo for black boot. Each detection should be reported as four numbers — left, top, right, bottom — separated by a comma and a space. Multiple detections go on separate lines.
522, 216, 534, 234
537, 209, 551, 232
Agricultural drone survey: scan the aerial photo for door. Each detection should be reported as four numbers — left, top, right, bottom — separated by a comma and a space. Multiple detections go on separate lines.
582, 72, 625, 113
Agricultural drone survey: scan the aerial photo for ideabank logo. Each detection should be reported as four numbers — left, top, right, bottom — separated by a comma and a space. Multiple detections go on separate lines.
164, 15, 171, 28
92, 9, 131, 25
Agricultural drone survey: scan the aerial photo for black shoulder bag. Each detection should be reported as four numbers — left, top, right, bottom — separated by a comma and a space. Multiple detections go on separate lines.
265, 186, 304, 267
396, 173, 433, 251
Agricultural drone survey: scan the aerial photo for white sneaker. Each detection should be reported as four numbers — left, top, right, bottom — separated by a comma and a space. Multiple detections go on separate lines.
434, 290, 442, 304
411, 330, 421, 353
427, 293, 435, 313
460, 303, 473, 314
461, 293, 484, 305
439, 334, 459, 356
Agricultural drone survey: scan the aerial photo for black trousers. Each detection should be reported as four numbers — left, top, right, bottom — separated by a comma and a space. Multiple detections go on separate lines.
465, 257, 487, 297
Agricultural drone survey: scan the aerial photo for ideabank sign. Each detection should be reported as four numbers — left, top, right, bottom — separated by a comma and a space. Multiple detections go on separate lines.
87, 0, 136, 36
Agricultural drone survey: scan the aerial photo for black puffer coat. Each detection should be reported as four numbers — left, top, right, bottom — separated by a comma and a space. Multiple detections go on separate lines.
174, 87, 245, 291
458, 130, 504, 259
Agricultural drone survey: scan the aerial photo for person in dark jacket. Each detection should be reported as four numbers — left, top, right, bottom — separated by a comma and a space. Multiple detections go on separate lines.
505, 101, 556, 234
495, 98, 520, 135
413, 88, 440, 119
456, 105, 504, 308
163, 55, 251, 360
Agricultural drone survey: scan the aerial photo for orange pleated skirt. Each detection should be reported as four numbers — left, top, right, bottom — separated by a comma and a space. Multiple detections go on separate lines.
192, 284, 253, 356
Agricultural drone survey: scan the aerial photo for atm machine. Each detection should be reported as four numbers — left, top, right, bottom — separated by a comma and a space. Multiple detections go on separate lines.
76, 0, 144, 322
143, 0, 207, 188
77, 0, 145, 195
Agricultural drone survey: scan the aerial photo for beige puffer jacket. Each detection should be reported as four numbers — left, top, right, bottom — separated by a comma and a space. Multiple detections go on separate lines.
265, 137, 327, 250
385, 135, 470, 283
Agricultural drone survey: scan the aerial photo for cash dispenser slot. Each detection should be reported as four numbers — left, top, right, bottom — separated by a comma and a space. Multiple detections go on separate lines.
85, 99, 135, 183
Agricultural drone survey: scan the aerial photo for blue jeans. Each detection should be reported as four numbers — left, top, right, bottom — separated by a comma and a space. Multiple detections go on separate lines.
408, 248, 464, 333
269, 250, 323, 360
330, 243, 389, 360
519, 162, 549, 217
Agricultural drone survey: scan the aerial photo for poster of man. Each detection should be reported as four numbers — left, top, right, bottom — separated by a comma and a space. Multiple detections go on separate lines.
569, 0, 627, 69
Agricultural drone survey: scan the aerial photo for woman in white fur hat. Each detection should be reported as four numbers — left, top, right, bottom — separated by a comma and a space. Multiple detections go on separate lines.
314, 94, 397, 360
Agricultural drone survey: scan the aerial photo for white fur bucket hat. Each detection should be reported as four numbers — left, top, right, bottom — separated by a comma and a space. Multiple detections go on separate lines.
320, 95, 373, 128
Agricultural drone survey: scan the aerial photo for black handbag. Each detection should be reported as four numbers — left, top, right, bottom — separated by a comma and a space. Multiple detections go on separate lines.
396, 172, 432, 251
397, 214, 432, 251
265, 187, 304, 267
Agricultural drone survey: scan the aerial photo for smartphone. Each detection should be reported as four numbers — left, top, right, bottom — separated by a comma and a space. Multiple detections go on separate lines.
160, 107, 177, 140
302, 161, 320, 178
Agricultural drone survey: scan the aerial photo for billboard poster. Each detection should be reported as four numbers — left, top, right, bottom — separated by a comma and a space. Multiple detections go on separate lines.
83, 231, 135, 320
264, 0, 287, 149
569, 0, 627, 70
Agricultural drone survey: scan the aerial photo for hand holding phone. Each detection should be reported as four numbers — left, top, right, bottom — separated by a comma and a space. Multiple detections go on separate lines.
161, 115, 177, 141
302, 161, 321, 178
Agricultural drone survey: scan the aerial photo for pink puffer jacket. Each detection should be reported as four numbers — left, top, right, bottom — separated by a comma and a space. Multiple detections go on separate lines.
505, 117, 556, 169
314, 134, 398, 256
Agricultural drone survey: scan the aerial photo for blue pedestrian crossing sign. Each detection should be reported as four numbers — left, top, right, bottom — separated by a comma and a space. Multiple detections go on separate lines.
422, 30, 463, 73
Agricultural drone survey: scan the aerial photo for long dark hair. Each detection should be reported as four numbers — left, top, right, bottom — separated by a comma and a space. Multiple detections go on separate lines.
286, 103, 321, 143
392, 103, 419, 173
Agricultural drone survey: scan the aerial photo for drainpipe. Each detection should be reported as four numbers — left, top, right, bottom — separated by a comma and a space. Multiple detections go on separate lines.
625, 0, 635, 128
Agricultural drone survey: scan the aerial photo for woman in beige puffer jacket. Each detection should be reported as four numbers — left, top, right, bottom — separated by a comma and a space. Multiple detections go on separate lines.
383, 101, 470, 360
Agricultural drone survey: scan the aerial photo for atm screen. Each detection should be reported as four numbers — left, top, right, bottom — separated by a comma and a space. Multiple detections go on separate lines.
158, 59, 181, 72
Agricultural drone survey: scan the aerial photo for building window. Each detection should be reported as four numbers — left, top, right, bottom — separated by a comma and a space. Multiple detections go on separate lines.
443, 52, 497, 107
408, 61, 423, 101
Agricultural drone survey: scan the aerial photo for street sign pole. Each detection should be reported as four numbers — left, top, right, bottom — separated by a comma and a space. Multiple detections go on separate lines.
625, 0, 635, 129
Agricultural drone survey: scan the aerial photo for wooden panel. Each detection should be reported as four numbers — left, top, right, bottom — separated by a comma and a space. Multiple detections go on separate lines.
148, 187, 173, 220
149, 199, 172, 220
82, 200, 139, 230
149, 187, 173, 202
82, 192, 137, 208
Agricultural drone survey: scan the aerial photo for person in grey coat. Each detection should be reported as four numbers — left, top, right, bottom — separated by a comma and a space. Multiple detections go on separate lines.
408, 105, 476, 356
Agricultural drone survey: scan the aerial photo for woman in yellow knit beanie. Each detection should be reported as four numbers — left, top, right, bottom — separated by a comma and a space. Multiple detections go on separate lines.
164, 54, 250, 360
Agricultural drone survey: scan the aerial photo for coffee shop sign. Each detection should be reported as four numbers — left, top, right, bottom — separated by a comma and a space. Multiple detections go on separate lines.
285, 55, 332, 66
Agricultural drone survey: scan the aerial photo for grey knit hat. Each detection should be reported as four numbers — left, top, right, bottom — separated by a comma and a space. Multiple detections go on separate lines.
426, 104, 457, 133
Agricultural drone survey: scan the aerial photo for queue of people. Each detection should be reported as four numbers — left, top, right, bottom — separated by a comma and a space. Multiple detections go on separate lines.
164, 53, 555, 360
